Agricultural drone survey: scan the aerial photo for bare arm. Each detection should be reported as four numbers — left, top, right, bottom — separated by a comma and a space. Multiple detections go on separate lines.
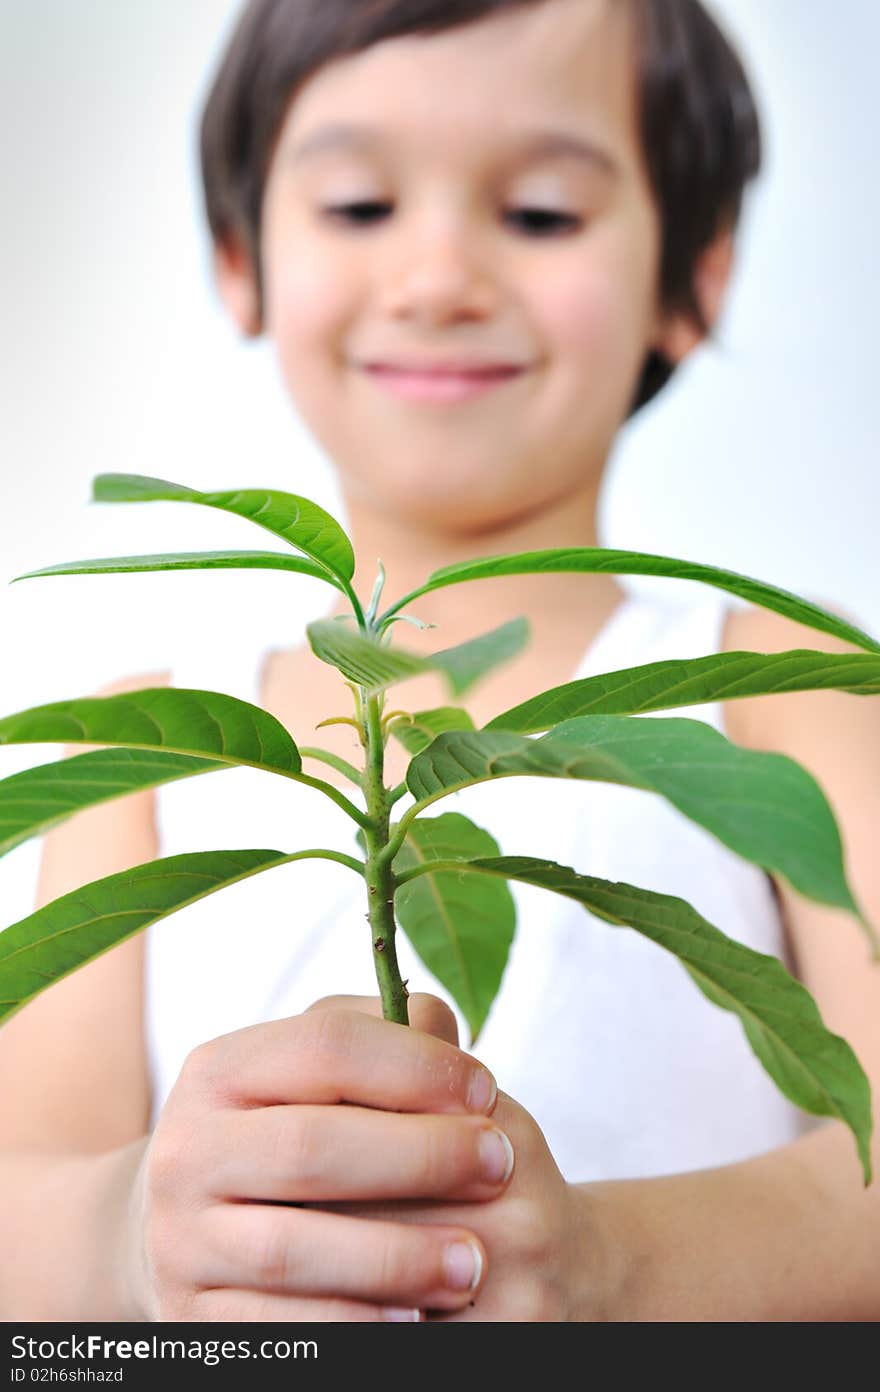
0, 671, 511, 1325
0, 671, 168, 1320
577, 603, 880, 1320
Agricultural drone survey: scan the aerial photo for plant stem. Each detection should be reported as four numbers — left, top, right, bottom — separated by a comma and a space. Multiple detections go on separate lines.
341, 580, 368, 632
394, 857, 479, 887
292, 770, 370, 828
281, 847, 366, 876
299, 746, 364, 788
383, 795, 435, 863
387, 779, 409, 807
361, 690, 410, 1026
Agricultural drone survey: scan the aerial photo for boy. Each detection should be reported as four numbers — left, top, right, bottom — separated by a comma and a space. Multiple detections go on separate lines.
1, 0, 878, 1321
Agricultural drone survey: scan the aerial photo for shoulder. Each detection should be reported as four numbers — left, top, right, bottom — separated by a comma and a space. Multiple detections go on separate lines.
720, 598, 880, 1058
722, 593, 862, 653
95, 668, 171, 697
718, 596, 868, 751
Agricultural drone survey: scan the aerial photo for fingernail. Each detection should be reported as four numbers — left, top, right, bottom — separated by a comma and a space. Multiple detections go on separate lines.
383, 1307, 422, 1322
444, 1239, 483, 1293
478, 1127, 515, 1185
467, 1067, 497, 1113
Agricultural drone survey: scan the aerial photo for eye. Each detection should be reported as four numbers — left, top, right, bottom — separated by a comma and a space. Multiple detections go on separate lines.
318, 202, 582, 236
505, 208, 582, 236
320, 200, 392, 226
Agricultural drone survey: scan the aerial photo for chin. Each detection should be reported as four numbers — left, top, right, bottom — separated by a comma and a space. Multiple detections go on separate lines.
344, 464, 560, 540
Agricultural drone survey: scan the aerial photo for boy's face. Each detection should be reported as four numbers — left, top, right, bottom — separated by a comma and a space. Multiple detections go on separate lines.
222, 0, 709, 534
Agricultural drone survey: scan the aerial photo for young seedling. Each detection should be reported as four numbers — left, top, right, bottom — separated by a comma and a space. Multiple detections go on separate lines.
1, 474, 878, 1182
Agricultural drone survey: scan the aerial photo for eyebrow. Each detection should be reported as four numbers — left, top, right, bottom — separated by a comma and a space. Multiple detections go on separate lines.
285, 122, 619, 176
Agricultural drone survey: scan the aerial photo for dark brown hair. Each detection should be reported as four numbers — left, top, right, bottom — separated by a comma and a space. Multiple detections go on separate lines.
199, 0, 762, 411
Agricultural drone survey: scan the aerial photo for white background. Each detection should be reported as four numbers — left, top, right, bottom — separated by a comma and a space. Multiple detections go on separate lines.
1, 1, 878, 916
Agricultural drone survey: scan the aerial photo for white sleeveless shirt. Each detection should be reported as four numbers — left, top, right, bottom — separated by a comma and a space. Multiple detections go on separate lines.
147, 587, 817, 1178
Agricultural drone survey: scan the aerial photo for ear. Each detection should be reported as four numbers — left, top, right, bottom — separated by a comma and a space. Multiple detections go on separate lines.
652, 226, 736, 364
213, 234, 262, 338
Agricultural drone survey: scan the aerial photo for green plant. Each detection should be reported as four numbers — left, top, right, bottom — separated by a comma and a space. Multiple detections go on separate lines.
1, 473, 878, 1182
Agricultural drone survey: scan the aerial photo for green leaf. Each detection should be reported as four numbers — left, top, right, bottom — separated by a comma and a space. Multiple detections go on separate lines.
393, 813, 515, 1044
13, 550, 341, 590
308, 621, 427, 690
405, 716, 867, 929
381, 548, 880, 655
0, 688, 301, 776
391, 707, 476, 756
92, 474, 355, 585
431, 618, 529, 696
410, 855, 872, 1183
486, 649, 880, 733
307, 618, 528, 696
0, 848, 291, 1025
0, 747, 225, 858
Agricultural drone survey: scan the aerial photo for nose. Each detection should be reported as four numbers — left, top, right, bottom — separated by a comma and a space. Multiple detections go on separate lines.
380, 215, 499, 326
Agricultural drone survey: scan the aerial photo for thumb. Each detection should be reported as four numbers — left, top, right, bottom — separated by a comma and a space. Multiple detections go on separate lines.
407, 992, 460, 1046
304, 991, 459, 1045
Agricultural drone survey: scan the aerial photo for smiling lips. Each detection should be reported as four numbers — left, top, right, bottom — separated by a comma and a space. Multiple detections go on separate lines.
361, 361, 528, 403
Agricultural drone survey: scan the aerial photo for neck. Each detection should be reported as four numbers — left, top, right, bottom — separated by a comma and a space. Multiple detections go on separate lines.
331, 474, 625, 655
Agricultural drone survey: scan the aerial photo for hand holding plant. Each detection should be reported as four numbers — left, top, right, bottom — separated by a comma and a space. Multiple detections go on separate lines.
123, 993, 515, 1321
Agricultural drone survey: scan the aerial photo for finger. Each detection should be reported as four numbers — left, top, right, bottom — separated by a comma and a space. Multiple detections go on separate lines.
409, 994, 459, 1046
187, 1007, 495, 1115
204, 1105, 515, 1203
303, 993, 384, 1019
306, 992, 459, 1046
304, 1092, 524, 1223
196, 1203, 487, 1312
190, 1288, 423, 1322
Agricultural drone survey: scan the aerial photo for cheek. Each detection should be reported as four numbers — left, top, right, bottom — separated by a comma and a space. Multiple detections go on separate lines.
536, 235, 653, 371
266, 237, 354, 378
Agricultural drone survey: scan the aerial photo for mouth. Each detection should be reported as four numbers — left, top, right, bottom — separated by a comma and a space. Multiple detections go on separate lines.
359, 363, 528, 404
